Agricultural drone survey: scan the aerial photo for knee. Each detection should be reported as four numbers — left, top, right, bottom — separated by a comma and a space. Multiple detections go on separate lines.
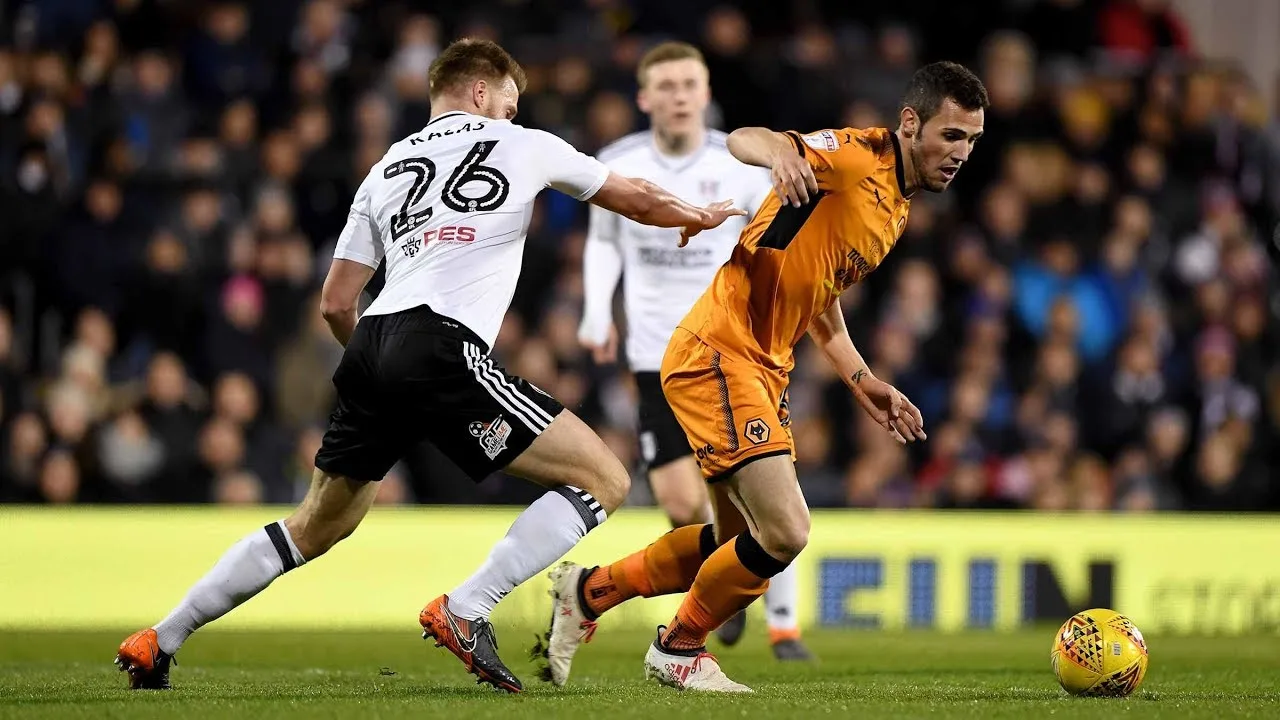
758, 512, 810, 562
568, 457, 630, 514
594, 465, 630, 513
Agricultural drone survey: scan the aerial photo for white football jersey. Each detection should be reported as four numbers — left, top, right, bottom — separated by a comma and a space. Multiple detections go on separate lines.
579, 130, 771, 371
334, 110, 609, 348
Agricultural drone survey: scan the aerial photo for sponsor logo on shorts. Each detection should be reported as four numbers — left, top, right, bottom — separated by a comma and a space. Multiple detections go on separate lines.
694, 444, 715, 460
779, 387, 791, 428
469, 415, 513, 460
743, 418, 770, 445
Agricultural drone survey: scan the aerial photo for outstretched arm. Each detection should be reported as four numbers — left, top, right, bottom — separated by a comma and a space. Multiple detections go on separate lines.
589, 173, 744, 247
535, 129, 745, 245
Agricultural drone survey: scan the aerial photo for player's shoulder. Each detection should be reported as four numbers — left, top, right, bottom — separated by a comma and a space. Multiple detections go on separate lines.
476, 118, 542, 143
486, 121, 584, 160
597, 131, 652, 164
790, 127, 877, 154
834, 127, 899, 165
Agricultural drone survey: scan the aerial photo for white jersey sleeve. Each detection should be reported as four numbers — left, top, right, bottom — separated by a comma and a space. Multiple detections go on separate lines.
579, 202, 623, 345
528, 129, 610, 200
332, 174, 384, 269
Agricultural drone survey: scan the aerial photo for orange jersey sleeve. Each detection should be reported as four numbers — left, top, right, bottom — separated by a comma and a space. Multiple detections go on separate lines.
781, 128, 877, 192
678, 128, 912, 370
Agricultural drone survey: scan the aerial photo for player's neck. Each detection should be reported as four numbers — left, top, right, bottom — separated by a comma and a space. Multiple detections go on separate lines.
653, 127, 705, 158
428, 98, 480, 120
893, 128, 918, 197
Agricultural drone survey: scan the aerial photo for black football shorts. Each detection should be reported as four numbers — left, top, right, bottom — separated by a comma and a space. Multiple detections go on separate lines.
635, 371, 694, 472
315, 305, 563, 482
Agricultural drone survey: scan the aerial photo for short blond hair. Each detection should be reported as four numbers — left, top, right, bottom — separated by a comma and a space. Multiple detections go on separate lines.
429, 38, 527, 99
636, 41, 706, 87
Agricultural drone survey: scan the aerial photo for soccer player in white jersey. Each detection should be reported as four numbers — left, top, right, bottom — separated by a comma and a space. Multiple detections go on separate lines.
534, 43, 811, 688
114, 39, 746, 694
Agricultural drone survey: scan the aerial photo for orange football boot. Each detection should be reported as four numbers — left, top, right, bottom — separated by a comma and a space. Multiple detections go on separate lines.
420, 594, 522, 692
115, 628, 175, 690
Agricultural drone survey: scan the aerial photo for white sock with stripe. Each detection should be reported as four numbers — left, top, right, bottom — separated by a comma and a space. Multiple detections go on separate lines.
153, 521, 306, 655
764, 560, 800, 637
447, 486, 607, 621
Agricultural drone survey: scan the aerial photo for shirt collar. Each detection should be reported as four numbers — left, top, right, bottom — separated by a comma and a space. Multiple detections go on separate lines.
887, 130, 910, 197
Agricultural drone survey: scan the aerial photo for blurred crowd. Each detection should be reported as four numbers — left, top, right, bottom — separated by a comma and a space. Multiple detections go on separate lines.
0, 0, 1276, 511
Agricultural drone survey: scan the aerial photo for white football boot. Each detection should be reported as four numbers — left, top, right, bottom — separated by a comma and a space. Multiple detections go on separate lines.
540, 561, 598, 686
643, 627, 753, 693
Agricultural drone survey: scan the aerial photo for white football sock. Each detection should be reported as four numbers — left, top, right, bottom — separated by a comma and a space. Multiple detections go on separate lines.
448, 486, 607, 621
764, 560, 800, 634
153, 521, 306, 655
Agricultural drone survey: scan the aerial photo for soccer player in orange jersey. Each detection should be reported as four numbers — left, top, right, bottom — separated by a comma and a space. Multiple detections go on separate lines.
542, 62, 987, 692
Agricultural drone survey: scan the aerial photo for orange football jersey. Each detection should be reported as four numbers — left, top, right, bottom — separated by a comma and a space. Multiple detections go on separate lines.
678, 127, 912, 370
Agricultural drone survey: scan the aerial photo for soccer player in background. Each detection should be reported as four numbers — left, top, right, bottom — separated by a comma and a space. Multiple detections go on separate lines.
114, 38, 746, 694
556, 41, 812, 676
545, 61, 987, 692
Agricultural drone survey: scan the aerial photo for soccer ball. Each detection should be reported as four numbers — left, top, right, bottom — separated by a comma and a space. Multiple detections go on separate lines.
1050, 608, 1149, 697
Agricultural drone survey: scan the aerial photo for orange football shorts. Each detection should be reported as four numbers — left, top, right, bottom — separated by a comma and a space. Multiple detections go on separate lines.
659, 328, 794, 481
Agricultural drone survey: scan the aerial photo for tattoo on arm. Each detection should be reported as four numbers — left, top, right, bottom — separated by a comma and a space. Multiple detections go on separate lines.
852, 369, 867, 384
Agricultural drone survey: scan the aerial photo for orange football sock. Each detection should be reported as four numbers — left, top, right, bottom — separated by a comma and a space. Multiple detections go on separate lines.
768, 627, 802, 644
582, 524, 717, 618
661, 533, 790, 651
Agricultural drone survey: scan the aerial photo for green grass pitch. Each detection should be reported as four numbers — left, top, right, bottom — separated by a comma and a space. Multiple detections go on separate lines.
1, 627, 1277, 719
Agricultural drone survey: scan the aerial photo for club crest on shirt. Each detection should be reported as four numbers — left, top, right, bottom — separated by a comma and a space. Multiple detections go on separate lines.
699, 179, 720, 200
469, 416, 513, 460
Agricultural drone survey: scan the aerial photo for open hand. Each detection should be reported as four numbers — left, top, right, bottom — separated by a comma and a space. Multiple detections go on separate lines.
852, 374, 926, 444
679, 200, 747, 247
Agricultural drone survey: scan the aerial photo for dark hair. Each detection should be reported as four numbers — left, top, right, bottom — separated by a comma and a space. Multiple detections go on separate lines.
428, 39, 528, 99
899, 61, 989, 126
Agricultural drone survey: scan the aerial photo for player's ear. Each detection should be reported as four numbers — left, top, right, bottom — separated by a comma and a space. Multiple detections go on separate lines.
899, 106, 919, 140
472, 79, 488, 110
636, 87, 652, 114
